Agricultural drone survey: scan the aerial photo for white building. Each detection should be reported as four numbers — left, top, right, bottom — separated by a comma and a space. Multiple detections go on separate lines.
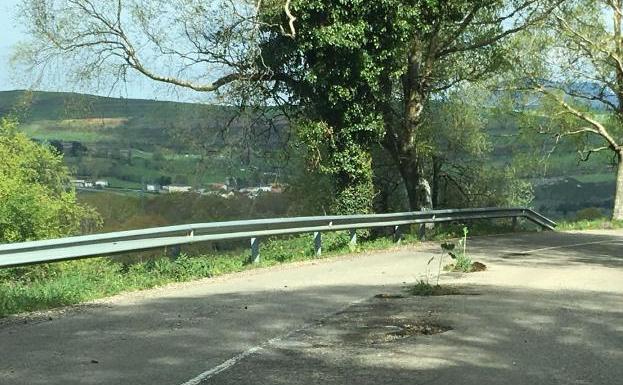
70, 179, 86, 188
163, 185, 193, 193
145, 184, 160, 192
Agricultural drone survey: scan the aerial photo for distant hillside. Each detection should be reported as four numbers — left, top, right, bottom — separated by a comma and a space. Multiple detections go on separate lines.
0, 90, 243, 152
0, 90, 288, 189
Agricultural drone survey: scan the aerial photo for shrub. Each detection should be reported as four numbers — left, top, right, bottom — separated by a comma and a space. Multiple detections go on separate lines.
575, 207, 605, 221
0, 117, 101, 243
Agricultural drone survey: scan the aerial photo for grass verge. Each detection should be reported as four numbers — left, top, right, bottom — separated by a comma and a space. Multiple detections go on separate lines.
0, 220, 525, 318
557, 218, 623, 231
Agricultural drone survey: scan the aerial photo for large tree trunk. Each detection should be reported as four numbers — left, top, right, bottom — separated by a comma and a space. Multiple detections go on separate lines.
379, 41, 435, 212
613, 150, 623, 220
431, 155, 442, 208
396, 155, 432, 211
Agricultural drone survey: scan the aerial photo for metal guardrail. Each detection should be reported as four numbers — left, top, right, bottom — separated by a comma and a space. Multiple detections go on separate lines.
0, 207, 556, 268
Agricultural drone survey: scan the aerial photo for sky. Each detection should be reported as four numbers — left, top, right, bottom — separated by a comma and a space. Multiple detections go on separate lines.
0, 0, 22, 92
0, 0, 196, 102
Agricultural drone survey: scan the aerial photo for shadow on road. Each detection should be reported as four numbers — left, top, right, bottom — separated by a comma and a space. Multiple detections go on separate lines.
468, 230, 623, 268
2, 230, 623, 385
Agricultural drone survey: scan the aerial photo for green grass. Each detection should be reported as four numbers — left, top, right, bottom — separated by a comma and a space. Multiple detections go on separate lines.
407, 280, 460, 296
20, 124, 113, 142
557, 218, 623, 231
452, 254, 474, 272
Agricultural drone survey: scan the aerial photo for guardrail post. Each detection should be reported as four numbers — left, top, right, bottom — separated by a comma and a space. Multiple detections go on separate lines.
418, 223, 426, 241
349, 229, 357, 250
313, 232, 322, 257
512, 216, 518, 231
250, 237, 260, 264
393, 225, 402, 244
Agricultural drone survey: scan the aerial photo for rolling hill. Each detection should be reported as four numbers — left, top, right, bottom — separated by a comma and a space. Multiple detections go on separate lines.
0, 90, 287, 189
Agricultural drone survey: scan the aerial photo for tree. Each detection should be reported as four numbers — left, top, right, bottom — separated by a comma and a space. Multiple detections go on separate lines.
259, 0, 561, 211
374, 85, 533, 211
515, 0, 623, 219
0, 118, 101, 243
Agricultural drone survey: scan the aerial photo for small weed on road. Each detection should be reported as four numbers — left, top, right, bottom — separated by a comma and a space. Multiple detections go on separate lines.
408, 280, 460, 296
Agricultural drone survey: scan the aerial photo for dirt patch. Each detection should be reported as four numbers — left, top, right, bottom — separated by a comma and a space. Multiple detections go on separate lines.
471, 261, 487, 272
444, 261, 488, 273
407, 283, 462, 296
384, 322, 452, 340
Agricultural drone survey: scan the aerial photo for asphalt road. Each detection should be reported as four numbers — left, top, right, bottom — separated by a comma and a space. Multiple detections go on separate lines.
1, 230, 622, 385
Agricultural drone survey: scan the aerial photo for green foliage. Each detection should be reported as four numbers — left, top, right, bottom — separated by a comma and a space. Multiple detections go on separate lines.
452, 253, 474, 273
261, 1, 420, 213
575, 207, 605, 222
0, 117, 100, 243
409, 280, 437, 296
293, 120, 377, 214
443, 227, 474, 272
422, 87, 535, 208
407, 279, 460, 296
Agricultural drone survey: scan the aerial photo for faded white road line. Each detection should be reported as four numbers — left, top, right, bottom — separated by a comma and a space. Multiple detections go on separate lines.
178, 297, 368, 385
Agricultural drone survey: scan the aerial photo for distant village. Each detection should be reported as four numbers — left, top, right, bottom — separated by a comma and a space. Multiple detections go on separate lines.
70, 179, 285, 199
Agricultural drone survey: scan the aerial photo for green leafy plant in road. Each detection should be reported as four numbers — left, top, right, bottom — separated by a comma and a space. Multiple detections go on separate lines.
443, 227, 474, 273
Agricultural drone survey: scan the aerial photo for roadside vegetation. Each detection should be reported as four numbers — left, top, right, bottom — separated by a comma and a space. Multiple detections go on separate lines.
0, 221, 521, 318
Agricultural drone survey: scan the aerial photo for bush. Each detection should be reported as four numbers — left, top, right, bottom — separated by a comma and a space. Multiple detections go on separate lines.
575, 207, 605, 221
0, 118, 101, 243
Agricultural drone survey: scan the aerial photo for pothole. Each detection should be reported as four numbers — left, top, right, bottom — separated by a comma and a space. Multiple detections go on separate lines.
359, 319, 452, 344
374, 293, 405, 299
505, 252, 531, 257
384, 322, 451, 340
471, 261, 487, 272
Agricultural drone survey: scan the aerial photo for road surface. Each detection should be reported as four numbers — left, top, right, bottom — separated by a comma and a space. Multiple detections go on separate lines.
1, 230, 622, 385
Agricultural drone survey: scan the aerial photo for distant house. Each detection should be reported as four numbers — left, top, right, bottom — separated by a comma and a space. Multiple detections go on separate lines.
238, 186, 273, 198
163, 185, 193, 193
70, 179, 86, 188
207, 183, 228, 191
270, 184, 285, 193
84, 181, 94, 188
95, 180, 109, 188
145, 184, 160, 192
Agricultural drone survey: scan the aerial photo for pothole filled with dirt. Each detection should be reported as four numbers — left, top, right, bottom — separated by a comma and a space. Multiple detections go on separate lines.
444, 261, 487, 273
384, 322, 452, 340
358, 315, 453, 345
374, 293, 406, 299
